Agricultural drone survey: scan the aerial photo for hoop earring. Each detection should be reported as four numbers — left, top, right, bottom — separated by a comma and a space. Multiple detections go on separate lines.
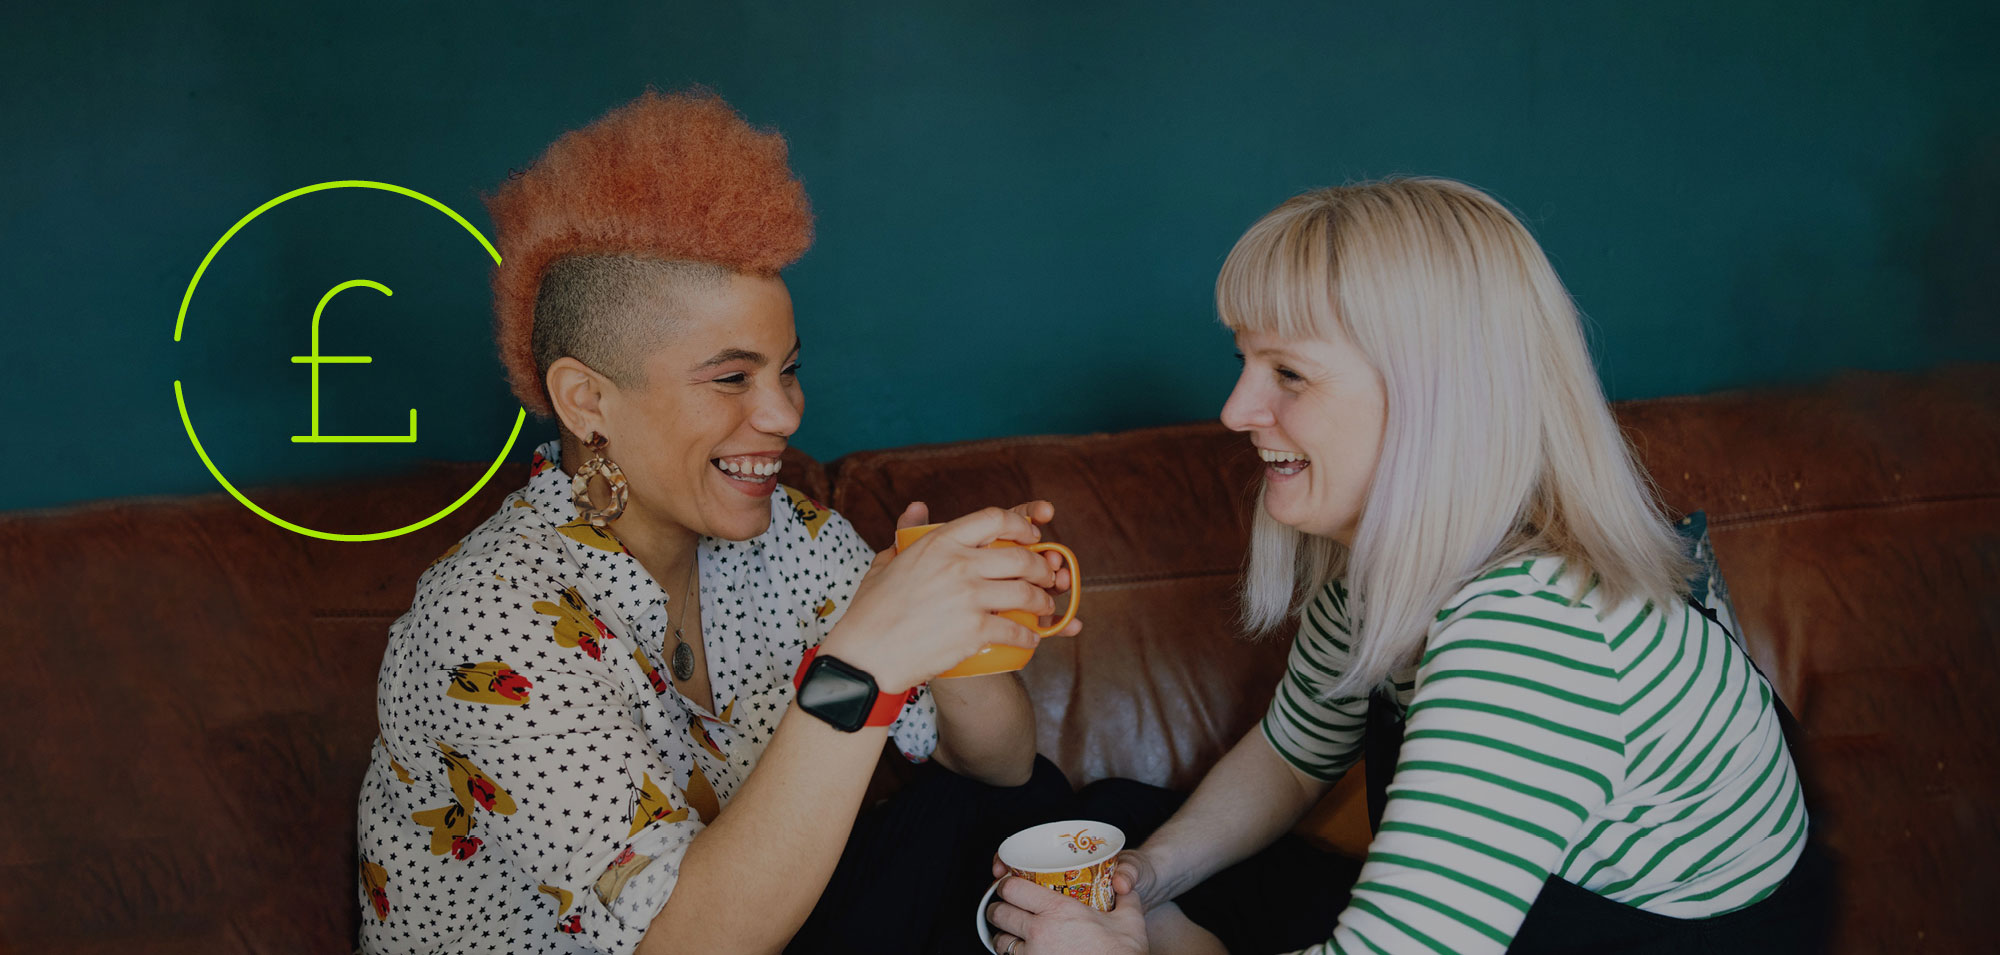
571, 431, 628, 527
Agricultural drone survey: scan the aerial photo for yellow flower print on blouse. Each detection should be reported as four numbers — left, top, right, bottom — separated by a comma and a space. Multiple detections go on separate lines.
783, 486, 831, 539
437, 742, 517, 816
378, 736, 414, 785
426, 541, 461, 569
445, 660, 534, 706
633, 646, 668, 695
685, 764, 721, 822
556, 515, 626, 553
410, 802, 473, 857
540, 883, 583, 935
627, 772, 689, 836
411, 742, 518, 861
594, 846, 655, 907
361, 860, 390, 921
532, 587, 609, 660
538, 884, 574, 916
688, 716, 727, 761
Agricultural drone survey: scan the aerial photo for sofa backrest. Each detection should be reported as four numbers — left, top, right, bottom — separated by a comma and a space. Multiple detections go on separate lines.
1, 366, 1992, 954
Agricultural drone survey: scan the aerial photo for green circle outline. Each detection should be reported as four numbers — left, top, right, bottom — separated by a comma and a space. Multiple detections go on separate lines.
174, 180, 526, 542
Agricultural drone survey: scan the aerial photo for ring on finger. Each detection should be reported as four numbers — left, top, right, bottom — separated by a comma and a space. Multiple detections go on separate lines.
1004, 938, 1022, 955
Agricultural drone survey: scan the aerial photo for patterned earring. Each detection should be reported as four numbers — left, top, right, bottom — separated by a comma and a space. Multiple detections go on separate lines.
570, 431, 628, 527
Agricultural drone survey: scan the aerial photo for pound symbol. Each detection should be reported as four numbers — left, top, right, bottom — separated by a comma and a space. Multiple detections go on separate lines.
290, 279, 418, 443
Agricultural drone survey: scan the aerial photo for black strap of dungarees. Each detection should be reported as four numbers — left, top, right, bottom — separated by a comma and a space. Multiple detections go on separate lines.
1362, 685, 1404, 834
1681, 594, 1808, 750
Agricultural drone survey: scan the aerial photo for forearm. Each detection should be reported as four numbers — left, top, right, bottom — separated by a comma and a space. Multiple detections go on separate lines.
930, 671, 1037, 786
639, 708, 886, 955
1142, 729, 1333, 905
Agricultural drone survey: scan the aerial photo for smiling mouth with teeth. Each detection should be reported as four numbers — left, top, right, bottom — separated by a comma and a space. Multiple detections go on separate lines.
713, 456, 784, 482
1257, 447, 1312, 475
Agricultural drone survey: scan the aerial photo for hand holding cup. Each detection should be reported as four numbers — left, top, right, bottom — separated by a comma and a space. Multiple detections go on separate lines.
977, 821, 1130, 953
822, 504, 1067, 693
895, 503, 1081, 679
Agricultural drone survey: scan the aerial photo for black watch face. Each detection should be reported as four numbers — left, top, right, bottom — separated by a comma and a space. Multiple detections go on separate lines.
797, 656, 876, 732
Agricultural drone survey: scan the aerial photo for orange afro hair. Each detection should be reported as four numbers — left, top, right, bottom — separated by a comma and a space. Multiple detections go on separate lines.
485, 88, 815, 417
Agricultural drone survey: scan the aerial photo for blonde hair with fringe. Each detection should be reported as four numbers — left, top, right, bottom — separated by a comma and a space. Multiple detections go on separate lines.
1221, 177, 1694, 698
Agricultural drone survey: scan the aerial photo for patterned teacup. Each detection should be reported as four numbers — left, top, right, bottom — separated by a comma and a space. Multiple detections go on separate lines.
975, 820, 1126, 953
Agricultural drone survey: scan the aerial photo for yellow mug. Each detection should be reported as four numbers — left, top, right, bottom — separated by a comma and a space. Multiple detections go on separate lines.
894, 522, 1081, 679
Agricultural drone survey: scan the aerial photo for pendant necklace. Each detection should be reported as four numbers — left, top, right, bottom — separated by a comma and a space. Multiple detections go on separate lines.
670, 561, 698, 683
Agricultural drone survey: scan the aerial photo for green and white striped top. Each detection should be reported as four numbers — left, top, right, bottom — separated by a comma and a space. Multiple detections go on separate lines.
1263, 556, 1808, 955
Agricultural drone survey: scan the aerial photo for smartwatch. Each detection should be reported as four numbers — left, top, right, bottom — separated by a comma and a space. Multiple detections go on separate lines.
792, 645, 918, 732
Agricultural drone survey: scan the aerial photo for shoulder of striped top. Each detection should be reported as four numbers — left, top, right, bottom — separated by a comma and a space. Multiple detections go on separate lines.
1432, 556, 1611, 637
1418, 554, 1627, 734
1436, 556, 1602, 625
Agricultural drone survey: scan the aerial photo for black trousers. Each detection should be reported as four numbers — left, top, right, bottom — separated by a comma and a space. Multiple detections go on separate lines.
787, 755, 1075, 955
791, 742, 1834, 954
785, 756, 1365, 954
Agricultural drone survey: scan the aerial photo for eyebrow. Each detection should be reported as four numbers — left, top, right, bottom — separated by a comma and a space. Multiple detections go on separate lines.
1250, 346, 1313, 365
694, 338, 802, 371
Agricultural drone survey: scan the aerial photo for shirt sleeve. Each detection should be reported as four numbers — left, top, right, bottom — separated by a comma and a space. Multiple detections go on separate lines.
801, 502, 939, 763
1290, 583, 1625, 955
1260, 581, 1369, 782
379, 531, 704, 955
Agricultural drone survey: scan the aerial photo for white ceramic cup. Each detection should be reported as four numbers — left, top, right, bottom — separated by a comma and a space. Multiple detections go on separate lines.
975, 819, 1127, 953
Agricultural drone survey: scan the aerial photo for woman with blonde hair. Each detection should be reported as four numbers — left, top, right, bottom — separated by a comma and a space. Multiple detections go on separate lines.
986, 178, 1828, 954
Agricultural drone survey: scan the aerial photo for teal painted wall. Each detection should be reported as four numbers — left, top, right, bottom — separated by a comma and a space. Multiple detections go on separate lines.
4, 1, 1995, 512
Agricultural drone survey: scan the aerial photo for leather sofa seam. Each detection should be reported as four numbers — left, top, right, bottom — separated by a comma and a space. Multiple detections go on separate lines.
1710, 491, 1999, 529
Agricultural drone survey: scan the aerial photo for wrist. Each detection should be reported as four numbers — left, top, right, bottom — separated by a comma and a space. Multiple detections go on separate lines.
817, 629, 914, 694
792, 645, 921, 732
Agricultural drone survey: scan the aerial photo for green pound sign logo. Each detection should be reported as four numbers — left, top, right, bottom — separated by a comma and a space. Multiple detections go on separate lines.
174, 180, 526, 542
291, 279, 418, 444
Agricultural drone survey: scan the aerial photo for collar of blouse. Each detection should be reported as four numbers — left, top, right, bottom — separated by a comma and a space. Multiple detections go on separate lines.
520, 439, 764, 662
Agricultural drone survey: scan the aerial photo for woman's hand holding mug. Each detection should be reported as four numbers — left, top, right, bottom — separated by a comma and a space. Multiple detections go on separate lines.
980, 821, 1147, 955
822, 502, 1072, 693
986, 875, 1149, 955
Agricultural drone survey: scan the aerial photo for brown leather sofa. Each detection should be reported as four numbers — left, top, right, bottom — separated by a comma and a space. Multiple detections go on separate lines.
3, 365, 1993, 954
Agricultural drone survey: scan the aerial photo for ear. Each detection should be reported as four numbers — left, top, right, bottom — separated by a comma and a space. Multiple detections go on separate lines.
546, 357, 613, 439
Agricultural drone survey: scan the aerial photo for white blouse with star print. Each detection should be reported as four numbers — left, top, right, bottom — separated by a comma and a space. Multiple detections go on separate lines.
356, 439, 938, 955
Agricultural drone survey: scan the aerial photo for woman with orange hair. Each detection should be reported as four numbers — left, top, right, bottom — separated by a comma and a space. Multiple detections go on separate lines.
355, 89, 1077, 955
